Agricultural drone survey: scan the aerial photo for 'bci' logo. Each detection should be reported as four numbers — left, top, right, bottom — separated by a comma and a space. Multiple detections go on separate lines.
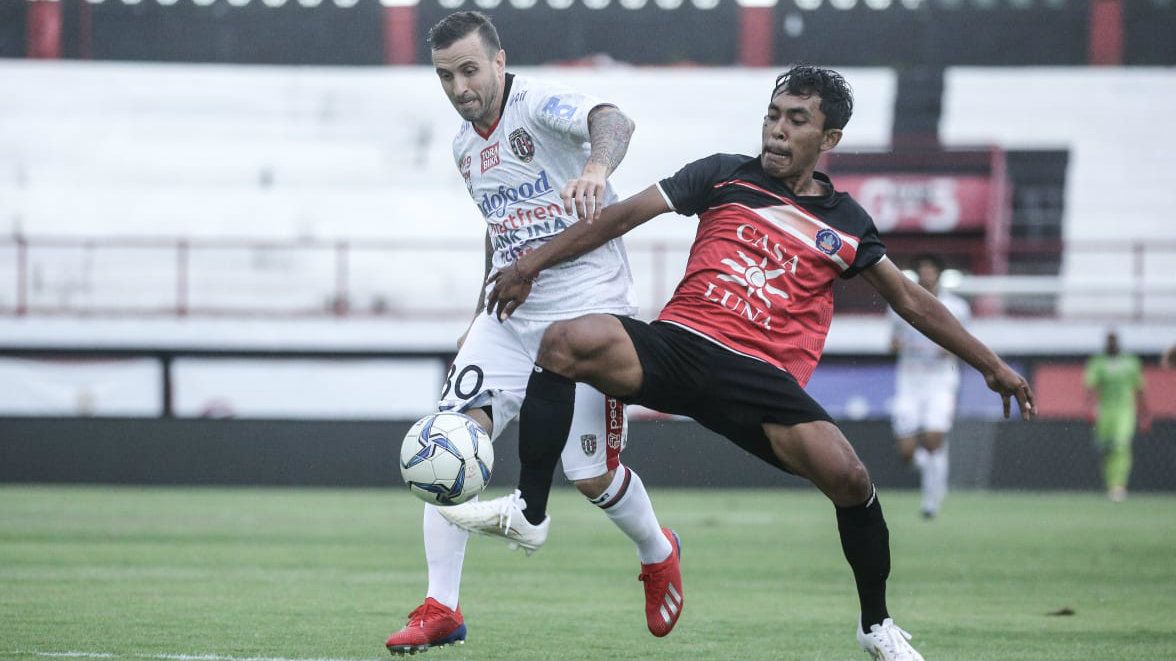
542, 96, 578, 120
478, 170, 553, 218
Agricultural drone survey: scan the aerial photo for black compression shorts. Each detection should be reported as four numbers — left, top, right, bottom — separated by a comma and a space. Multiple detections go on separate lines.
614, 315, 834, 473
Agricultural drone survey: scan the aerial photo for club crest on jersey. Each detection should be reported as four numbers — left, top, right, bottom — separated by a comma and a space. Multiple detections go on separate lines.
509, 128, 536, 163
581, 434, 597, 455
815, 229, 843, 255
480, 143, 501, 174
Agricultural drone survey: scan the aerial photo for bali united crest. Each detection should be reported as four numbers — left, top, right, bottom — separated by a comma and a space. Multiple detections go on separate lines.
509, 127, 536, 163
581, 434, 597, 455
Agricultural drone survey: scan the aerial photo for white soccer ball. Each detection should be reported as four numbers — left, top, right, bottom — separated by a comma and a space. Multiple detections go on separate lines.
399, 411, 494, 506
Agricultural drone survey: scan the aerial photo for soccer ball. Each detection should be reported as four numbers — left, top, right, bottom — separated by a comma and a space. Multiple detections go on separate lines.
399, 411, 494, 506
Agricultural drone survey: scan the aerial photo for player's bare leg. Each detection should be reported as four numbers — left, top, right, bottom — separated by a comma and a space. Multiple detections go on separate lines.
387, 411, 490, 655
764, 421, 872, 506
920, 431, 945, 453
489, 314, 644, 528
895, 435, 919, 465
539, 315, 645, 395
441, 317, 682, 634
532, 317, 682, 635
462, 407, 492, 433
440, 316, 658, 553
765, 421, 924, 661
574, 471, 614, 499
503, 314, 643, 529
445, 315, 683, 635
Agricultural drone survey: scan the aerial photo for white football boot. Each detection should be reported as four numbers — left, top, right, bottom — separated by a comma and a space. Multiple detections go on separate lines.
857, 618, 926, 661
438, 489, 550, 555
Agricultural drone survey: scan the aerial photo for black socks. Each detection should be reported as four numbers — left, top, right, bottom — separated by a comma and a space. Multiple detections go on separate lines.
835, 486, 891, 630
516, 366, 576, 526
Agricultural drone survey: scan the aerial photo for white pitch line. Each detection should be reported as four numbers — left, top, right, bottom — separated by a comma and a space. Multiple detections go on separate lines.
10, 655, 114, 659
18, 655, 114, 659
11, 652, 375, 661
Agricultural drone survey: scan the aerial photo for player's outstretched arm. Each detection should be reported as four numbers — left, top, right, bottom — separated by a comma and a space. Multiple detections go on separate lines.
485, 185, 670, 320
862, 257, 1036, 419
563, 105, 635, 222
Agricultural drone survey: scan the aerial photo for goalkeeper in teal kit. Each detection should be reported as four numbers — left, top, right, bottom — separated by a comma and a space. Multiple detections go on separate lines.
1085, 331, 1149, 502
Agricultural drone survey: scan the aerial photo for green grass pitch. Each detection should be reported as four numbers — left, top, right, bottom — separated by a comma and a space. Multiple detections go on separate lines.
2, 485, 1175, 661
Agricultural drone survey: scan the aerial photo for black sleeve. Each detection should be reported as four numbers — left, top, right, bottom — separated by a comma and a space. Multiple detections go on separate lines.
840, 213, 887, 279
656, 154, 730, 217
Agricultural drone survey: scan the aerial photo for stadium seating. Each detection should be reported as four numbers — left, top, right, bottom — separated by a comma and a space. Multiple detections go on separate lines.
3, 62, 1175, 319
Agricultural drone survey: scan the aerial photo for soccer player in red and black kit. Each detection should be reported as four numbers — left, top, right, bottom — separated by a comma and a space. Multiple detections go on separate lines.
441, 66, 1036, 660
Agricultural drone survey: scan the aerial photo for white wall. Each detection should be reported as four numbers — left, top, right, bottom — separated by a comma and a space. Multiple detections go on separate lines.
3, 62, 1175, 322
941, 68, 1176, 317
6, 62, 1176, 416
0, 61, 894, 316
942, 68, 1176, 242
0, 61, 894, 243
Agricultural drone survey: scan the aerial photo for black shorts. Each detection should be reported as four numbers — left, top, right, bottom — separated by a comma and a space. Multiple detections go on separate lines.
614, 316, 833, 473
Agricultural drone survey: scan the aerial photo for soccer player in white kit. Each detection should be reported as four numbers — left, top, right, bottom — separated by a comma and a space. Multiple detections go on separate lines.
888, 254, 971, 519
385, 12, 679, 655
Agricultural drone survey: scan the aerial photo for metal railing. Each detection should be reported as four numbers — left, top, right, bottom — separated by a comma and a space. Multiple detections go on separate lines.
1, 235, 1173, 320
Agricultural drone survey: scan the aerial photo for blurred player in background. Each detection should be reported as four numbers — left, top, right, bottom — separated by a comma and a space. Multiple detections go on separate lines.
384, 11, 681, 655
888, 254, 970, 519
443, 66, 1035, 661
1085, 330, 1149, 502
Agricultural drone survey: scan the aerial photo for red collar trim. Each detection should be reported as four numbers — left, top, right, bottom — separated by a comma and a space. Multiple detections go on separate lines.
473, 116, 500, 140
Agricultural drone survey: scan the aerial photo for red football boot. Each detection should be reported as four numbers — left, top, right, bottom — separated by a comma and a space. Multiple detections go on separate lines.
385, 597, 467, 655
638, 528, 683, 637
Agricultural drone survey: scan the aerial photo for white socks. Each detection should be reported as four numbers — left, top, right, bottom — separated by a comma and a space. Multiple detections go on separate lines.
589, 465, 672, 564
423, 501, 469, 610
422, 465, 670, 611
917, 446, 949, 515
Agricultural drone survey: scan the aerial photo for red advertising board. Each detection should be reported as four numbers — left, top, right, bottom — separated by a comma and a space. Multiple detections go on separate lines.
1032, 364, 1176, 419
834, 174, 994, 233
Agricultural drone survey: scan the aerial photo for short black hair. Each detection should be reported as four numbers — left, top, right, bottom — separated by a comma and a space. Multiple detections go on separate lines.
771, 65, 854, 131
911, 254, 946, 273
427, 11, 502, 55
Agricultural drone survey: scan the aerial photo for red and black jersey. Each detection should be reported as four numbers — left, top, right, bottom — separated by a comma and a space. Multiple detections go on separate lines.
655, 153, 886, 386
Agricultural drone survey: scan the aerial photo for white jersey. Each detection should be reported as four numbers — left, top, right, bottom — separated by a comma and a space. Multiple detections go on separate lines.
889, 289, 971, 386
452, 74, 638, 320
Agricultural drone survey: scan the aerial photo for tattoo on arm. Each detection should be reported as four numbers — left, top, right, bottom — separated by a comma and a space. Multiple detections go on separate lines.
586, 106, 634, 175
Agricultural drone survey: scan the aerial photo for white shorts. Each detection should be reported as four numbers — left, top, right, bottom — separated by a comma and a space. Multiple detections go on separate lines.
438, 312, 627, 482
890, 371, 959, 438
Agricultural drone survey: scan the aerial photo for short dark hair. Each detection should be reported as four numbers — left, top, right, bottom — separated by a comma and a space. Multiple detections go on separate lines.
427, 11, 501, 55
771, 65, 854, 131
911, 254, 946, 273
